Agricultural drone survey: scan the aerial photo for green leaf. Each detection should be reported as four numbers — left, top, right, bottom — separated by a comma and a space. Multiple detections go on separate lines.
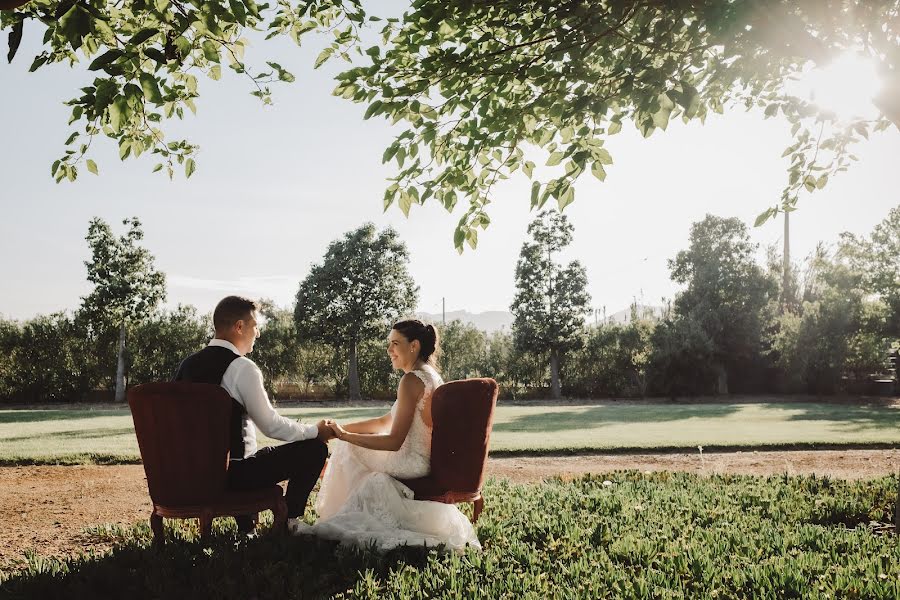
453, 226, 466, 251
185, 158, 196, 178
86, 159, 98, 175
130, 28, 159, 46
108, 96, 128, 133
152, 163, 163, 173
607, 120, 622, 135
546, 152, 564, 167
202, 40, 219, 63
229, 0, 248, 26
557, 185, 575, 210
815, 174, 828, 189
139, 73, 163, 104
364, 100, 383, 120
209, 65, 221, 80
398, 190, 412, 216
143, 47, 167, 65
88, 49, 125, 71
803, 175, 816, 192
314, 47, 334, 69
523, 161, 534, 179
594, 148, 613, 165
754, 207, 776, 227
591, 162, 607, 181
530, 181, 540, 208
7, 20, 23, 64
58, 5, 91, 51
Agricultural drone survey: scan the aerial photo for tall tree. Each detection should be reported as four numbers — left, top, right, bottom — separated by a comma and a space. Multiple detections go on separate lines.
81, 217, 166, 402
510, 210, 590, 399
838, 204, 900, 338
669, 215, 774, 393
293, 223, 417, 401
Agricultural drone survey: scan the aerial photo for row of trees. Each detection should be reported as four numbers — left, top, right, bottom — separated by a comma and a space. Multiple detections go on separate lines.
0, 205, 897, 403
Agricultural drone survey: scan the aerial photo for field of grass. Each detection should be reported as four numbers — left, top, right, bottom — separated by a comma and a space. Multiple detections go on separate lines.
1, 401, 899, 463
2, 472, 898, 598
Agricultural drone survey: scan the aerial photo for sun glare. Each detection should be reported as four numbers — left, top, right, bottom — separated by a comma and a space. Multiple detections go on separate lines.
793, 51, 883, 120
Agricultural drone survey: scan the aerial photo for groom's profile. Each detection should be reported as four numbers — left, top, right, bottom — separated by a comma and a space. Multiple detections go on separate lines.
173, 295, 333, 532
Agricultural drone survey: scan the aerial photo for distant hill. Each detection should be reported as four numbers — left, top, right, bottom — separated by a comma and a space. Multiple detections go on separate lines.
418, 304, 665, 333
601, 304, 666, 325
416, 310, 513, 333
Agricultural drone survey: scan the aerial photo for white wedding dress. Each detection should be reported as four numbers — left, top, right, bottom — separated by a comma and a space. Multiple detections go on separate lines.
292, 365, 481, 552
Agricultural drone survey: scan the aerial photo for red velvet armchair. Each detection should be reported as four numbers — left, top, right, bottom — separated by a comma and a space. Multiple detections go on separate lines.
128, 382, 287, 544
399, 378, 498, 523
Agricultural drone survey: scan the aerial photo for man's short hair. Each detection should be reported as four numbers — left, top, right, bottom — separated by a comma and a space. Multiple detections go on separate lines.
213, 296, 258, 332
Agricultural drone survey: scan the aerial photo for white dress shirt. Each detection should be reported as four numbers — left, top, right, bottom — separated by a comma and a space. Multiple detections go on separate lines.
208, 339, 319, 458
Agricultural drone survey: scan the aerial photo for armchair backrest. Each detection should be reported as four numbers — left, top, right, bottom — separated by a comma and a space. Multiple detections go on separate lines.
128, 382, 233, 506
429, 378, 498, 494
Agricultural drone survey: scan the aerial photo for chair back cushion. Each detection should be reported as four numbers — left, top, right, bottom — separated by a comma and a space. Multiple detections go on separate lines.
128, 382, 233, 505
429, 378, 498, 494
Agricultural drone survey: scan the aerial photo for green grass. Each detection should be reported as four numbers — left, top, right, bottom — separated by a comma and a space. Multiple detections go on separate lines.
1, 473, 898, 599
1, 401, 899, 464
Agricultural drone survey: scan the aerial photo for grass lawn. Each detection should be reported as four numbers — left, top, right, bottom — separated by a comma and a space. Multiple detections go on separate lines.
2, 472, 898, 598
1, 401, 898, 463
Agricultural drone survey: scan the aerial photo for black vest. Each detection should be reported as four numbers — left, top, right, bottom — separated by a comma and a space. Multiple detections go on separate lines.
173, 345, 247, 460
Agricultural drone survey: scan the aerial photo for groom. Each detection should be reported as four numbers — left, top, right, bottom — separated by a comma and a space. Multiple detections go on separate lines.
174, 295, 333, 532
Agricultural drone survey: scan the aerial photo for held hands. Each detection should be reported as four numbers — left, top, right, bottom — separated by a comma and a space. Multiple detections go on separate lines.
324, 418, 347, 440
315, 419, 336, 442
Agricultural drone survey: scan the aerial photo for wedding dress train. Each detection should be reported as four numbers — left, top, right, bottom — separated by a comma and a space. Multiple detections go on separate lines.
292, 365, 481, 552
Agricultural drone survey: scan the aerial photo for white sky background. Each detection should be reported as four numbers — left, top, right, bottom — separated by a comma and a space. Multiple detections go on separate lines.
1, 14, 899, 321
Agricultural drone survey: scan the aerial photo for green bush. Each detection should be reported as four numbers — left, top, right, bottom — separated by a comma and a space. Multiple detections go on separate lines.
647, 316, 718, 397
127, 306, 210, 386
0, 313, 101, 403
563, 321, 654, 398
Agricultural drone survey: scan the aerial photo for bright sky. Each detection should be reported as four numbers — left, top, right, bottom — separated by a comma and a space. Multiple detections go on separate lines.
1, 21, 898, 322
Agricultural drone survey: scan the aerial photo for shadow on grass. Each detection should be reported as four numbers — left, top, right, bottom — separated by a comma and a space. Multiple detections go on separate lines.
779, 403, 900, 432
0, 410, 128, 425
492, 402, 900, 434
493, 404, 742, 433
0, 523, 439, 600
1, 428, 136, 444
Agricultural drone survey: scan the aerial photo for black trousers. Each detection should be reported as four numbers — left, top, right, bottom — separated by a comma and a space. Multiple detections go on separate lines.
227, 439, 328, 519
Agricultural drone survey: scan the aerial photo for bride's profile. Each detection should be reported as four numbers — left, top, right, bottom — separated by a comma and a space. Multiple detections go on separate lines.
290, 319, 481, 552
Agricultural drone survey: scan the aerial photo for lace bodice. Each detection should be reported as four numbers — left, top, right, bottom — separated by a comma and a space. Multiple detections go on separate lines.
389, 364, 443, 467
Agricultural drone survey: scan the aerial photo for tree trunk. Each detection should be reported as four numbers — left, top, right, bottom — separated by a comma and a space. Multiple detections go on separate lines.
716, 365, 729, 395
549, 348, 561, 399
348, 341, 361, 401
114, 321, 127, 403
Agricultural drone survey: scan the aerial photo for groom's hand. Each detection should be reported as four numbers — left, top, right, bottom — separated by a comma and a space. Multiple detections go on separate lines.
316, 419, 335, 442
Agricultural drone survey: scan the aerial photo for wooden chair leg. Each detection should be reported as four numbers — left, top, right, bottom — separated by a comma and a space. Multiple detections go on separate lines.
150, 512, 164, 546
199, 511, 213, 539
472, 497, 484, 523
272, 498, 288, 533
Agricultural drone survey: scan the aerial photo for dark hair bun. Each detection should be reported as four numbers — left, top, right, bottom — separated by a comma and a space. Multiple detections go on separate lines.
393, 319, 441, 368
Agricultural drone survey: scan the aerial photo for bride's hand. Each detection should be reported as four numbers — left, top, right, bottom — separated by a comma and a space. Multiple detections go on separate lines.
328, 421, 346, 440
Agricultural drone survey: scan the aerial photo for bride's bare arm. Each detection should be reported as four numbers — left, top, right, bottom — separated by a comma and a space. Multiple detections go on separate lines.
341, 414, 391, 434
332, 373, 424, 451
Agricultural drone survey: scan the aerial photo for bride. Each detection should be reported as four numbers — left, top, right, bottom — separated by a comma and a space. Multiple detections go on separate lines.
290, 319, 481, 552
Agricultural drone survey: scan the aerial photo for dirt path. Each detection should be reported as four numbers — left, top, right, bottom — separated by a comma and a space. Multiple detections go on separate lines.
2, 449, 898, 571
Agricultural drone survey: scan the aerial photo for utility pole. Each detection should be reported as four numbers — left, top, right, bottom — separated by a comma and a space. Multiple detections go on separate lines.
782, 209, 791, 311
